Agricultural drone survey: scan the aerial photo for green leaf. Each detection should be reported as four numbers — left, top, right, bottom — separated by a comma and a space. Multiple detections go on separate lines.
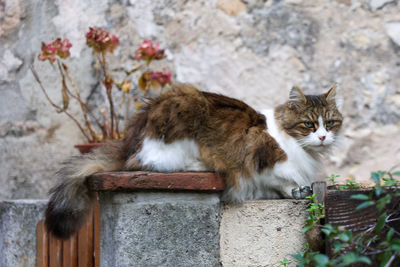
371, 172, 381, 185
338, 232, 351, 242
291, 252, 305, 262
392, 171, 400, 177
339, 252, 372, 265
332, 241, 345, 254
357, 256, 372, 265
302, 224, 313, 234
376, 195, 391, 212
383, 177, 400, 186
279, 258, 292, 266
313, 254, 329, 266
386, 228, 395, 242
375, 212, 386, 234
375, 186, 382, 197
390, 238, 400, 252
355, 201, 375, 210
350, 194, 369, 200
306, 193, 316, 200
321, 228, 331, 236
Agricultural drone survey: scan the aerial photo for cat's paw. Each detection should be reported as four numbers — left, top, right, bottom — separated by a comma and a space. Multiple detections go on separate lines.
291, 186, 312, 199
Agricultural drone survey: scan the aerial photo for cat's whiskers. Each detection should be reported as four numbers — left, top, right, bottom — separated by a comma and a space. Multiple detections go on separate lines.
296, 138, 313, 148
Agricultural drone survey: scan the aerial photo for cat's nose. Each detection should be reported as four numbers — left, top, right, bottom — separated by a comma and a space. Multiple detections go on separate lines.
319, 136, 326, 141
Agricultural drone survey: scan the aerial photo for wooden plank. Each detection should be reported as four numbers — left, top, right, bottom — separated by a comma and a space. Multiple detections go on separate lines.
88, 210, 94, 267
36, 220, 49, 267
312, 181, 327, 205
93, 198, 101, 267
63, 233, 78, 267
49, 233, 63, 267
88, 171, 226, 192
78, 210, 94, 267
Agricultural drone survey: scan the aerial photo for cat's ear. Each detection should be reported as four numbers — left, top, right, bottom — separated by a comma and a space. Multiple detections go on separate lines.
289, 86, 306, 104
325, 85, 343, 111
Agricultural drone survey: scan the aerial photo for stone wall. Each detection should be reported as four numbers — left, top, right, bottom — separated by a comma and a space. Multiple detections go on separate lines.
0, 197, 308, 267
0, 200, 47, 267
1, 0, 400, 199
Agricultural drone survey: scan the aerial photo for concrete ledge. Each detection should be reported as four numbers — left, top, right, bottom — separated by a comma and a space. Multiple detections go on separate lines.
0, 199, 47, 267
220, 200, 308, 266
99, 191, 221, 267
90, 172, 309, 267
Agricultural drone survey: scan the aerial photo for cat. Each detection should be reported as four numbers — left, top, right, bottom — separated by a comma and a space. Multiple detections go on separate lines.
45, 83, 343, 239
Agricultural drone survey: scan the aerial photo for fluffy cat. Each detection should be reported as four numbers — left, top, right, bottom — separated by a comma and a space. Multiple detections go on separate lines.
45, 83, 343, 238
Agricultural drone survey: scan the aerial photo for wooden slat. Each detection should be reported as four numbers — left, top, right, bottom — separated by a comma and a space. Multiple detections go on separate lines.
36, 220, 49, 267
93, 198, 101, 267
49, 233, 63, 267
63, 233, 78, 267
88, 171, 226, 192
312, 181, 327, 205
78, 210, 94, 267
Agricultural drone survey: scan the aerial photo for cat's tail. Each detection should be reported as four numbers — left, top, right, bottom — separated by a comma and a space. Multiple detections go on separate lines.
45, 142, 125, 239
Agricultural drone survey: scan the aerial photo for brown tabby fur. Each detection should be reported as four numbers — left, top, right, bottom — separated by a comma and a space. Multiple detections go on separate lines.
123, 84, 287, 188
45, 83, 341, 239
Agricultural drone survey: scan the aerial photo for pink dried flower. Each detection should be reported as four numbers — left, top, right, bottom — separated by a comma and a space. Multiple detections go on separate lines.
150, 71, 172, 87
38, 38, 72, 63
134, 40, 165, 63
86, 27, 119, 54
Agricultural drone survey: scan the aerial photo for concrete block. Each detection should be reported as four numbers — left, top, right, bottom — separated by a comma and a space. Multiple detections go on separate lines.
220, 200, 308, 267
0, 199, 47, 267
99, 192, 221, 267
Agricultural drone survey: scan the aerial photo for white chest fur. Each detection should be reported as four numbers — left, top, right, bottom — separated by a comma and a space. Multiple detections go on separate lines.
258, 109, 320, 192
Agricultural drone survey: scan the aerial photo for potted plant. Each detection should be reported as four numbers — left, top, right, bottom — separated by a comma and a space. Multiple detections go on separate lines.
31, 27, 172, 153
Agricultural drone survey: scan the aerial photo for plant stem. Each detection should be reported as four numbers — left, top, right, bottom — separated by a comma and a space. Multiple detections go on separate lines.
115, 91, 127, 139
106, 84, 115, 138
124, 97, 131, 133
57, 61, 98, 141
61, 62, 108, 139
30, 65, 91, 142
101, 52, 115, 139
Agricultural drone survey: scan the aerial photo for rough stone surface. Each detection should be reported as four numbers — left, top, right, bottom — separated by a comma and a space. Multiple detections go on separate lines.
1, 0, 400, 199
369, 0, 395, 11
99, 192, 221, 267
0, 199, 47, 267
220, 200, 308, 267
385, 22, 400, 47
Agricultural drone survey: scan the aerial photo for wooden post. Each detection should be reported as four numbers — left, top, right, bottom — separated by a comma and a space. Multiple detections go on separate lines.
36, 201, 100, 267
312, 181, 326, 204
49, 233, 63, 267
36, 220, 49, 267
63, 233, 78, 267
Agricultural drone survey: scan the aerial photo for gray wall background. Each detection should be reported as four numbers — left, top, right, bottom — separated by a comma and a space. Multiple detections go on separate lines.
1, 0, 400, 199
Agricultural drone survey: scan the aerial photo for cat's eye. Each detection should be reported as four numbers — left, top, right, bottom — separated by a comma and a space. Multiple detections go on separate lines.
304, 121, 315, 128
326, 120, 334, 127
